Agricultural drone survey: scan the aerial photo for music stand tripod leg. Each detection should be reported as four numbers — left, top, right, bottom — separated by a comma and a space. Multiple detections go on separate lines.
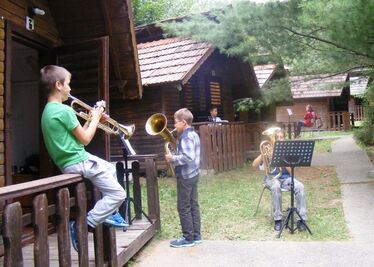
295, 209, 312, 235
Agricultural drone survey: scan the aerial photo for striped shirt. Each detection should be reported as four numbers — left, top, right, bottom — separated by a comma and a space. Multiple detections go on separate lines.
173, 127, 200, 179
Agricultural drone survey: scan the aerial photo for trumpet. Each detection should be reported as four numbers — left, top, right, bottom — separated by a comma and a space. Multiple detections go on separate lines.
145, 113, 177, 176
68, 94, 135, 139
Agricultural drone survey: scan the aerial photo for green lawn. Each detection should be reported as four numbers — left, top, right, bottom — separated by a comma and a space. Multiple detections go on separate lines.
140, 151, 349, 241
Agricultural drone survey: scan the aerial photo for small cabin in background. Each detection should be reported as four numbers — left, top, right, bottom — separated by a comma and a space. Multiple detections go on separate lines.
349, 72, 370, 122
276, 73, 351, 131
109, 23, 260, 166
253, 64, 289, 122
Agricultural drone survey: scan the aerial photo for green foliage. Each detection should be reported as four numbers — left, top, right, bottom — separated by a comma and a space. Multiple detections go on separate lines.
162, 0, 374, 70
132, 0, 196, 26
234, 77, 292, 112
162, 0, 374, 139
355, 74, 374, 145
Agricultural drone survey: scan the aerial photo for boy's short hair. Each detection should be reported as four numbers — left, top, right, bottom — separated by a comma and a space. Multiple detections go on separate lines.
174, 108, 194, 125
40, 65, 71, 95
209, 105, 218, 112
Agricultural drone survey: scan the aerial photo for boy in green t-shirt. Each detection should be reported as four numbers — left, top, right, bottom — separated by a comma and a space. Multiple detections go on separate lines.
40, 65, 127, 251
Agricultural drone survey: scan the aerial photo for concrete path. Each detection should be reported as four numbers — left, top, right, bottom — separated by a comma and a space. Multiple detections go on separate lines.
134, 135, 374, 267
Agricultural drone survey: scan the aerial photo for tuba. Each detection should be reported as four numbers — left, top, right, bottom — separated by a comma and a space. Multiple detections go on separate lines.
68, 94, 135, 139
259, 127, 282, 180
145, 113, 177, 176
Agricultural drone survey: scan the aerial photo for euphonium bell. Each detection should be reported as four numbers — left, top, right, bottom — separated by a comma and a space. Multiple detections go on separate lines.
68, 94, 135, 139
145, 113, 177, 176
260, 126, 282, 180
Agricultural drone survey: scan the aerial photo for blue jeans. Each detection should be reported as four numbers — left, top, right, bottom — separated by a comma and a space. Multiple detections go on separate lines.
296, 120, 306, 137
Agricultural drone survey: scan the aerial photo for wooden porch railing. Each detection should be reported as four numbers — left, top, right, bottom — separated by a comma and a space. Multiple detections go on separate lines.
0, 155, 160, 267
354, 105, 364, 121
327, 111, 350, 130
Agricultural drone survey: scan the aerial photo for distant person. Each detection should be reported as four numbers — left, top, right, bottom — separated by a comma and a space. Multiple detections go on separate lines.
208, 106, 222, 123
295, 104, 318, 137
252, 129, 308, 232
165, 108, 202, 248
40, 65, 128, 252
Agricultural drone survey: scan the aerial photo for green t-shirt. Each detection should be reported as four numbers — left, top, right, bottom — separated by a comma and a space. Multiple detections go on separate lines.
41, 102, 89, 169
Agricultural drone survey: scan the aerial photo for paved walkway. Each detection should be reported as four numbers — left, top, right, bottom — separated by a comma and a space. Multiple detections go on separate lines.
134, 135, 374, 267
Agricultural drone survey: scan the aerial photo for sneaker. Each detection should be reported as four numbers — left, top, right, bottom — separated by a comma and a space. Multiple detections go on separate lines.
69, 221, 78, 252
297, 220, 306, 232
274, 220, 282, 231
170, 236, 195, 248
194, 238, 203, 244
104, 212, 129, 227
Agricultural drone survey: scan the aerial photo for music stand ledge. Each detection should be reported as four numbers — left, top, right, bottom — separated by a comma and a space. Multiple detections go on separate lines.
271, 140, 315, 238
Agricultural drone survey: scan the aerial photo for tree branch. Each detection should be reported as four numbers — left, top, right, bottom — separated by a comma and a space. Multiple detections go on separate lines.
283, 26, 373, 59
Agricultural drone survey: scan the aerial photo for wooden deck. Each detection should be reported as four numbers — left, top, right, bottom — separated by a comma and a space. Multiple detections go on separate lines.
1, 219, 155, 267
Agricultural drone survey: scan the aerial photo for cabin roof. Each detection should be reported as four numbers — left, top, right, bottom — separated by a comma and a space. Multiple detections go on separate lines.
290, 73, 348, 99
350, 76, 369, 96
49, 0, 142, 99
253, 64, 277, 87
137, 37, 215, 86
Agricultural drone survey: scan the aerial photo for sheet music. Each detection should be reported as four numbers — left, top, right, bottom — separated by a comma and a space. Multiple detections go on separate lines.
120, 135, 137, 155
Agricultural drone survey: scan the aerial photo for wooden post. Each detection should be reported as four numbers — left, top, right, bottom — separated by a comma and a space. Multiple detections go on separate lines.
3, 202, 23, 267
33, 194, 50, 267
75, 182, 89, 267
57, 188, 72, 267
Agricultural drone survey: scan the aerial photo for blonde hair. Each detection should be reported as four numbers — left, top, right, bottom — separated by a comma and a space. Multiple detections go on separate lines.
40, 65, 71, 95
174, 108, 194, 125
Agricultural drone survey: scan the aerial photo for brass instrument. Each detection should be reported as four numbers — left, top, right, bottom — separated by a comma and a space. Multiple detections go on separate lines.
145, 113, 177, 176
68, 94, 135, 139
259, 127, 282, 180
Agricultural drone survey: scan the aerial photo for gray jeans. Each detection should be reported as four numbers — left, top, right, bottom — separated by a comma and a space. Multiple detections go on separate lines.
63, 154, 126, 225
177, 175, 201, 241
265, 177, 307, 221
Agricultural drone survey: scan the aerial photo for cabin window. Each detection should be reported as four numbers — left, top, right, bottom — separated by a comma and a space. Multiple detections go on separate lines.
182, 76, 224, 122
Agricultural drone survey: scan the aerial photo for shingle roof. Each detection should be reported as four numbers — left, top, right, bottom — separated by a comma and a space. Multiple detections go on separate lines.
137, 38, 214, 86
350, 76, 369, 96
253, 64, 277, 87
290, 73, 348, 99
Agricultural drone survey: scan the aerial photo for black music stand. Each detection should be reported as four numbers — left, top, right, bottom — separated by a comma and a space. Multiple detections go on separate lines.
116, 134, 152, 229
271, 140, 314, 238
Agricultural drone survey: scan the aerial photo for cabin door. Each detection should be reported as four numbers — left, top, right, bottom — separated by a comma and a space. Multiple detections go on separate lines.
39, 37, 110, 178
3, 21, 51, 186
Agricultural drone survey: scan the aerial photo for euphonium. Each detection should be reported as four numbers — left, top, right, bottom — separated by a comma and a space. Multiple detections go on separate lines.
145, 113, 177, 176
259, 127, 282, 180
68, 94, 135, 139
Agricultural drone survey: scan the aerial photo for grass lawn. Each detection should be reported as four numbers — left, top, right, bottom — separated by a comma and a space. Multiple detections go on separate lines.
146, 155, 349, 241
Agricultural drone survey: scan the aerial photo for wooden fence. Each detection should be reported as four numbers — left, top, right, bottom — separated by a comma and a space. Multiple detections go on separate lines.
0, 155, 160, 266
196, 122, 246, 172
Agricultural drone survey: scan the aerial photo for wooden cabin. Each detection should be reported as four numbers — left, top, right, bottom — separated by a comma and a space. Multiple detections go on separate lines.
108, 23, 260, 169
253, 64, 289, 122
0, 1, 161, 266
349, 73, 370, 122
276, 73, 351, 131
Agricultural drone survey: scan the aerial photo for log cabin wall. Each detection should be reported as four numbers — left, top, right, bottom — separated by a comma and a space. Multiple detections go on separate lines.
110, 84, 180, 162
0, 19, 4, 186
0, 1, 60, 187
0, 0, 61, 45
